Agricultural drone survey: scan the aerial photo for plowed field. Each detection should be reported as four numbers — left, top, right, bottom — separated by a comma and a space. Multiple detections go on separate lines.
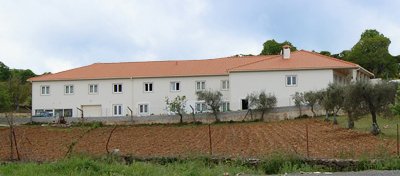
0, 119, 396, 161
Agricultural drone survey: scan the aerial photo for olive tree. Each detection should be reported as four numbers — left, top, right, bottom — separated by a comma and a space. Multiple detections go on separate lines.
247, 91, 277, 121
361, 81, 396, 135
196, 90, 223, 122
303, 91, 319, 117
291, 92, 304, 117
342, 82, 368, 129
165, 95, 187, 124
327, 84, 345, 124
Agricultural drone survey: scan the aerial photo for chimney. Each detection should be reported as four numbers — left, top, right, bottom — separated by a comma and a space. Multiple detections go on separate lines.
282, 45, 291, 59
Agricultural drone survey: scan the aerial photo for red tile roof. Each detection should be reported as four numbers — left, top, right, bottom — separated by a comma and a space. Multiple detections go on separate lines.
28, 50, 372, 82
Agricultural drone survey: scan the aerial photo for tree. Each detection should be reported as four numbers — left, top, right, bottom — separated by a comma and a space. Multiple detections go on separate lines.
303, 91, 319, 117
326, 84, 345, 124
0, 82, 12, 112
319, 51, 331, 56
342, 82, 368, 129
360, 81, 396, 135
345, 29, 398, 78
0, 61, 11, 81
260, 39, 297, 55
165, 95, 187, 124
391, 85, 400, 115
196, 90, 223, 122
247, 91, 277, 121
291, 92, 304, 117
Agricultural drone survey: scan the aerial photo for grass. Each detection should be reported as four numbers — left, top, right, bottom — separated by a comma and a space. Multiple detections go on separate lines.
336, 115, 400, 138
4, 154, 400, 175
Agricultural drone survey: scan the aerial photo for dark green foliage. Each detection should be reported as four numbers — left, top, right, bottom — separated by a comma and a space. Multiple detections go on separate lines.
391, 85, 400, 115
260, 39, 297, 55
319, 51, 331, 56
342, 82, 368, 129
0, 82, 12, 112
0, 61, 11, 81
360, 81, 397, 135
247, 91, 277, 121
345, 29, 398, 78
196, 90, 223, 122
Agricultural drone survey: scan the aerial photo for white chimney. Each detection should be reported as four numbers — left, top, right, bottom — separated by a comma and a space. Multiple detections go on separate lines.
282, 45, 291, 59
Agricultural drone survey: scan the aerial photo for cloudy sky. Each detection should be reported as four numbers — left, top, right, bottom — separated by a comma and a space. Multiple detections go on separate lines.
0, 0, 399, 74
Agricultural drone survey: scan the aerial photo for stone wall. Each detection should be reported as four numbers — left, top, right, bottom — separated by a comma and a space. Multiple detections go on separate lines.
29, 105, 327, 125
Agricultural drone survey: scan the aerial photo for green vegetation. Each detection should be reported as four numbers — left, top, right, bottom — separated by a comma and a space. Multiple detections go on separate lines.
260, 39, 297, 55
4, 154, 400, 175
247, 91, 277, 121
336, 115, 400, 139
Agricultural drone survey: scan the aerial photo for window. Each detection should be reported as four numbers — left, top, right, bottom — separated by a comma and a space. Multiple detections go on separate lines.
286, 75, 297, 86
40, 85, 50, 95
113, 104, 123, 116
170, 82, 180, 91
221, 80, 229, 90
241, 99, 249, 110
139, 104, 149, 115
64, 85, 74, 94
64, 109, 73, 117
89, 84, 98, 94
195, 81, 206, 91
144, 82, 153, 92
195, 102, 207, 113
221, 101, 230, 112
113, 84, 122, 93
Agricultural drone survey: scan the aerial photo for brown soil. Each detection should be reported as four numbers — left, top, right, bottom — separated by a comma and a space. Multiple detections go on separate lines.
0, 119, 396, 161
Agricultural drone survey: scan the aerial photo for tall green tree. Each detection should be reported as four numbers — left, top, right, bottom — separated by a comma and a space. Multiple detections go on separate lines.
260, 39, 297, 55
0, 61, 11, 81
0, 82, 12, 112
345, 29, 398, 78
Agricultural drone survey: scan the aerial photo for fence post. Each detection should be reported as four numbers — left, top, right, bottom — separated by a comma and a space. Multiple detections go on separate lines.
208, 124, 212, 156
306, 124, 309, 158
397, 124, 399, 157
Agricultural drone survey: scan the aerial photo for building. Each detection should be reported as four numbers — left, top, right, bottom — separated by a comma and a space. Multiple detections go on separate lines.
28, 47, 373, 118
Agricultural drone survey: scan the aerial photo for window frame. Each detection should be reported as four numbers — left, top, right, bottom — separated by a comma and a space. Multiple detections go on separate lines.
195, 102, 207, 113
285, 75, 298, 87
170, 81, 181, 92
220, 101, 230, 112
195, 81, 206, 91
64, 85, 74, 95
88, 84, 98, 94
221, 80, 229, 90
143, 82, 153, 93
138, 104, 149, 115
112, 104, 123, 116
40, 85, 50, 95
112, 83, 123, 93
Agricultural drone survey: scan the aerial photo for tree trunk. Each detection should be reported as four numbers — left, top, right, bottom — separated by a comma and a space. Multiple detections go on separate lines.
213, 109, 219, 123
347, 112, 354, 129
333, 114, 338, 125
298, 105, 302, 117
370, 110, 380, 135
179, 114, 183, 124
311, 106, 316, 118
324, 111, 330, 121
260, 111, 265, 121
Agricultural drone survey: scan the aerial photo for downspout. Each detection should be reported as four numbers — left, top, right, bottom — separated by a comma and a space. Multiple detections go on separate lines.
130, 77, 134, 117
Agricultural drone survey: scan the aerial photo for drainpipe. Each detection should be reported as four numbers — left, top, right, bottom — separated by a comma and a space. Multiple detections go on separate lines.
77, 107, 83, 122
127, 106, 133, 122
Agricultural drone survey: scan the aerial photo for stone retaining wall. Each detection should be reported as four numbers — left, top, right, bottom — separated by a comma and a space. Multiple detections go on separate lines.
28, 105, 327, 125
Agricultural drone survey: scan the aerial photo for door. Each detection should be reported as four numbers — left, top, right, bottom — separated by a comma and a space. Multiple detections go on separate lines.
81, 105, 102, 117
241, 99, 248, 110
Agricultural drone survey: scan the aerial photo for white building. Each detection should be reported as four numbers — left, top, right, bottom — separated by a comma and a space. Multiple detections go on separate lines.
28, 48, 373, 118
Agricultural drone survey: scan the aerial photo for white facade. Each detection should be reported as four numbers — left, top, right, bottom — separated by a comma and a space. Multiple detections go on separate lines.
32, 68, 369, 118
32, 76, 231, 117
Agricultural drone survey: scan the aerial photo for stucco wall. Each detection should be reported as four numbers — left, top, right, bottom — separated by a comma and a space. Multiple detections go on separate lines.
229, 69, 333, 110
32, 75, 230, 117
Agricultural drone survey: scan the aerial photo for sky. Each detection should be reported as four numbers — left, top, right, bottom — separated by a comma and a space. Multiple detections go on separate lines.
0, 0, 399, 74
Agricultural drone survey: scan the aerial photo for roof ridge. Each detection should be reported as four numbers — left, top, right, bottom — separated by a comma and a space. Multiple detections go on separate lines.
227, 51, 301, 71
300, 50, 358, 66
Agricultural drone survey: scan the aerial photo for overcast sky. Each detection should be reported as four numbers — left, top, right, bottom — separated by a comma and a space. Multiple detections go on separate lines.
0, 0, 399, 74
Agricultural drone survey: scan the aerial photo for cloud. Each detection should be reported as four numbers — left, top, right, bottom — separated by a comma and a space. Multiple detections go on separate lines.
0, 0, 398, 74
